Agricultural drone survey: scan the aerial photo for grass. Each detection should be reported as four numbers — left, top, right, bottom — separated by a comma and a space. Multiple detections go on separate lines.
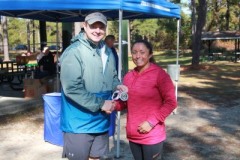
128, 50, 240, 98
128, 50, 240, 70
128, 51, 192, 70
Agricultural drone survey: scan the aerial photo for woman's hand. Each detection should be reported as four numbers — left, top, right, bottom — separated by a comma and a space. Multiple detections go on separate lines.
138, 121, 153, 134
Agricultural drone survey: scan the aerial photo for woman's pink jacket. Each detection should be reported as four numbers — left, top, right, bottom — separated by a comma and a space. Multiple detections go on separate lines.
116, 63, 177, 145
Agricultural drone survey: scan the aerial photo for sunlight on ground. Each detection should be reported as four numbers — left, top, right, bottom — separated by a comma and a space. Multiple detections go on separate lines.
180, 77, 215, 88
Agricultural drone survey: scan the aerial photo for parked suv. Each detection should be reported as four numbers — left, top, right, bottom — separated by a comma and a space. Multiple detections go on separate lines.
14, 44, 28, 50
49, 45, 62, 52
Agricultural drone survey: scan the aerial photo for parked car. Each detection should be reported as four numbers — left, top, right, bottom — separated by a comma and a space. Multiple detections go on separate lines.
9, 44, 28, 55
14, 44, 28, 50
49, 45, 62, 52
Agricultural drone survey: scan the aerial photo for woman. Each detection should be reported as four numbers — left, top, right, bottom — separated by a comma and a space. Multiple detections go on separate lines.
115, 40, 177, 160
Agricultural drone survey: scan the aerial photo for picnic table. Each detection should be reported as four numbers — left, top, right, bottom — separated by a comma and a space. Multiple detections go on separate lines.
235, 52, 240, 62
0, 61, 24, 83
0, 55, 39, 90
25, 60, 38, 79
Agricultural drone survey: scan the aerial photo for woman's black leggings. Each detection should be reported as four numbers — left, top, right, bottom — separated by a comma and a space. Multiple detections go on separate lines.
129, 141, 164, 160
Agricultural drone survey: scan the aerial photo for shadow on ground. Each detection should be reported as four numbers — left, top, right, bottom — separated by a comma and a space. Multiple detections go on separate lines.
162, 62, 240, 160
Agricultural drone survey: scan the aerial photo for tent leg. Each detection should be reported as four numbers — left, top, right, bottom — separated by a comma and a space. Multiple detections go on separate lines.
116, 9, 123, 159
56, 22, 60, 92
173, 19, 180, 114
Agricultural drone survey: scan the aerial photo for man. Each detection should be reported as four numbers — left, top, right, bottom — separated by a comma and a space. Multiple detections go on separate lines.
59, 12, 127, 160
105, 35, 118, 75
35, 46, 55, 79
37, 46, 47, 62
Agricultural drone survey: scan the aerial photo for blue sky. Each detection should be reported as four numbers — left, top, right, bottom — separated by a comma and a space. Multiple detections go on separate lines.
181, 0, 191, 15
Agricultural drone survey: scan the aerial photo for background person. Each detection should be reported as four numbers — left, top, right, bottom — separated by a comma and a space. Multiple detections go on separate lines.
35, 46, 55, 79
105, 35, 118, 74
59, 12, 127, 160
37, 45, 48, 62
105, 34, 119, 137
115, 40, 177, 160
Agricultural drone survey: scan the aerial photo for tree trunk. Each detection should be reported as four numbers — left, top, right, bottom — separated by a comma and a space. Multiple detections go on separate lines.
191, 0, 196, 48
2, 16, 10, 61
32, 20, 36, 53
27, 19, 31, 53
191, 0, 207, 67
74, 22, 82, 36
225, 0, 230, 30
0, 21, 3, 54
39, 21, 47, 51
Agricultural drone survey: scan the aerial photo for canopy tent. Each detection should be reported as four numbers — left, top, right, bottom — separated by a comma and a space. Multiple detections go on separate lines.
0, 0, 181, 157
0, 0, 180, 21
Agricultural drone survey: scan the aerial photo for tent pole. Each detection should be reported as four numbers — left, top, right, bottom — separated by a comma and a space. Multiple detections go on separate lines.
56, 22, 60, 92
176, 19, 180, 66
116, 9, 123, 159
173, 19, 180, 114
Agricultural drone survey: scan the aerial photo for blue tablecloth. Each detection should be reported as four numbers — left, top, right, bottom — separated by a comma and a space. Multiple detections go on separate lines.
43, 92, 63, 146
43, 92, 116, 147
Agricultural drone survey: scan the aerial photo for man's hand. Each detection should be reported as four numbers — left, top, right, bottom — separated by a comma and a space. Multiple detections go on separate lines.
101, 100, 116, 114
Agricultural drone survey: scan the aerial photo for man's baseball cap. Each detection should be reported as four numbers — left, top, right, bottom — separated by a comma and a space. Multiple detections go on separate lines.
85, 12, 107, 26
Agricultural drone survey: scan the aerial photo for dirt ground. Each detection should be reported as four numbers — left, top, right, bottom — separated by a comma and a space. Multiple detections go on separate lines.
0, 61, 239, 160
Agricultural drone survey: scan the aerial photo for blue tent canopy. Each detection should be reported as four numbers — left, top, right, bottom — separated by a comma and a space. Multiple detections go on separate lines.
0, 0, 180, 22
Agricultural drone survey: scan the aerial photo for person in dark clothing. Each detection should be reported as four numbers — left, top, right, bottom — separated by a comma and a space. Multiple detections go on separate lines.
35, 46, 55, 79
105, 35, 119, 75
